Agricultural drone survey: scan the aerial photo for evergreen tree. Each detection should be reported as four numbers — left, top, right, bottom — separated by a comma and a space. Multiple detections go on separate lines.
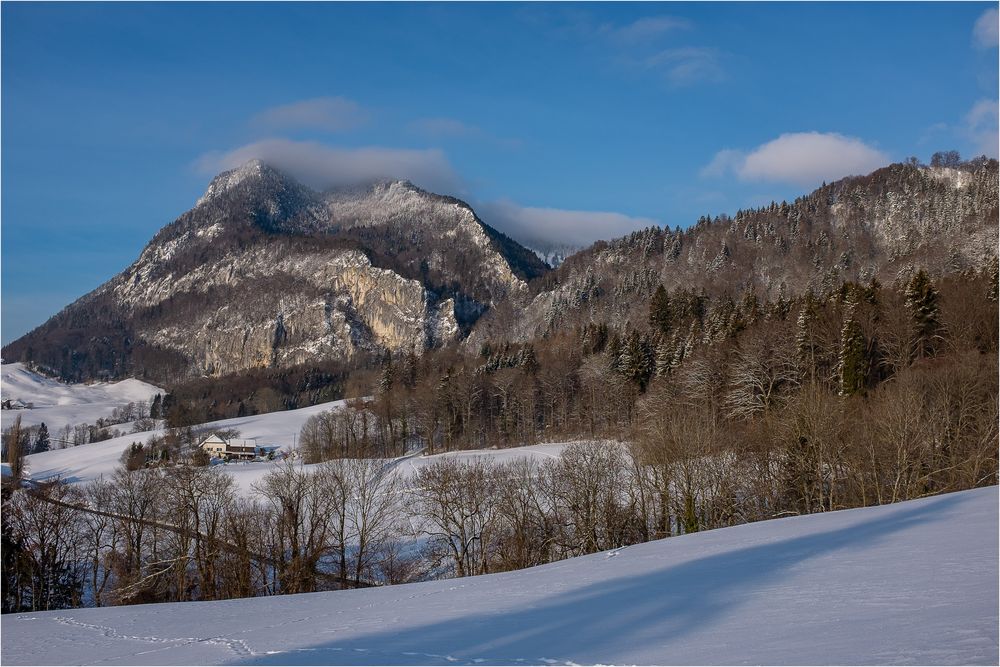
839, 314, 867, 395
796, 292, 819, 385
33, 423, 50, 454
618, 331, 654, 390
606, 333, 623, 372
904, 269, 941, 360
377, 351, 394, 393
402, 347, 419, 389
648, 285, 672, 336
740, 287, 760, 325
519, 345, 539, 373
654, 337, 674, 377
149, 393, 162, 420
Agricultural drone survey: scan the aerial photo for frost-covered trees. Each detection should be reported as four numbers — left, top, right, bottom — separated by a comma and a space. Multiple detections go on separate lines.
904, 269, 941, 360
649, 285, 672, 336
839, 314, 867, 396
32, 423, 50, 454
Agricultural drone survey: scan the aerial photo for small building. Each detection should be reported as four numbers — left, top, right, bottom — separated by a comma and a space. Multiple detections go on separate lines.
198, 434, 266, 461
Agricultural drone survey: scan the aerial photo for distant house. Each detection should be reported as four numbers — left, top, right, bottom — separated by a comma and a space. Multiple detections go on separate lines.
198, 434, 267, 461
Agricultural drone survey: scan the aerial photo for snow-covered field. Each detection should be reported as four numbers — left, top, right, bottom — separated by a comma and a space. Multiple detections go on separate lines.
10, 398, 350, 490
0, 363, 163, 436
2, 486, 996, 666
4, 359, 571, 494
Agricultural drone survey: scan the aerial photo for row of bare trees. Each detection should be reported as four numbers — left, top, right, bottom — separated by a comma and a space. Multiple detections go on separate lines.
1, 456, 403, 613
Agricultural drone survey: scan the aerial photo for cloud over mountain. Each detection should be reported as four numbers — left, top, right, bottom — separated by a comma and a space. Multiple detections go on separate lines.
702, 132, 890, 187
479, 199, 657, 254
196, 138, 462, 194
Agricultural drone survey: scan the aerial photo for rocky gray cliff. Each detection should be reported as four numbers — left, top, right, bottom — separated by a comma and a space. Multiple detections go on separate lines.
3, 160, 547, 380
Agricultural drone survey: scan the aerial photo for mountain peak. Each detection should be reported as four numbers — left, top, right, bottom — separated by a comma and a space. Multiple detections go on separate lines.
196, 159, 300, 206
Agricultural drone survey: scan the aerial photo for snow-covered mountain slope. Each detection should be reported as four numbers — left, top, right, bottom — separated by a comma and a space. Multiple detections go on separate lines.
0, 363, 162, 436
2, 486, 995, 666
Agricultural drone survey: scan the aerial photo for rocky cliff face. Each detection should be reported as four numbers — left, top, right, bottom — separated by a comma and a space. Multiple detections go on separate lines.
3, 160, 545, 381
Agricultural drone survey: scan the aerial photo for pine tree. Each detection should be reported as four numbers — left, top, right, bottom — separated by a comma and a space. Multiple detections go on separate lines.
149, 393, 162, 420
904, 269, 941, 360
740, 287, 760, 325
519, 345, 539, 373
606, 333, 623, 372
796, 292, 819, 385
402, 346, 419, 389
655, 337, 674, 377
648, 285, 672, 336
377, 351, 394, 393
839, 314, 867, 396
618, 331, 654, 390
33, 423, 50, 454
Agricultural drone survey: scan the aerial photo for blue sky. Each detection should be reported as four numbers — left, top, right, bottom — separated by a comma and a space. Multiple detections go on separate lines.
2, 2, 997, 343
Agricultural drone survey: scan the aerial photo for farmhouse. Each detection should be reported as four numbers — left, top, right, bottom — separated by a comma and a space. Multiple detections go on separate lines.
198, 434, 266, 461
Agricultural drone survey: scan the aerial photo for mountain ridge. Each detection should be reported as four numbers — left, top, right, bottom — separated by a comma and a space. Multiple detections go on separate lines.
3, 157, 997, 383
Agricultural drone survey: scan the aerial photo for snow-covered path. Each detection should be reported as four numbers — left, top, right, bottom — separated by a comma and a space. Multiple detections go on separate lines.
3, 486, 996, 666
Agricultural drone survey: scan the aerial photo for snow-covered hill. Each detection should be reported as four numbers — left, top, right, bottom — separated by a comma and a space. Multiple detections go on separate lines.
0, 363, 162, 436
8, 387, 570, 496
2, 486, 996, 666
8, 396, 347, 490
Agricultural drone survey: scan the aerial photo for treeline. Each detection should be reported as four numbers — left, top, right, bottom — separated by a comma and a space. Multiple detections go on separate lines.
1, 458, 403, 612
3, 443, 645, 612
162, 361, 357, 427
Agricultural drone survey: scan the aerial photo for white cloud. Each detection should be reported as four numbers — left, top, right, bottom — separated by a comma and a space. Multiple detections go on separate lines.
703, 132, 890, 187
699, 148, 744, 178
643, 47, 725, 86
196, 138, 462, 193
478, 199, 658, 253
973, 8, 999, 48
606, 15, 691, 41
965, 99, 999, 157
250, 97, 370, 133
